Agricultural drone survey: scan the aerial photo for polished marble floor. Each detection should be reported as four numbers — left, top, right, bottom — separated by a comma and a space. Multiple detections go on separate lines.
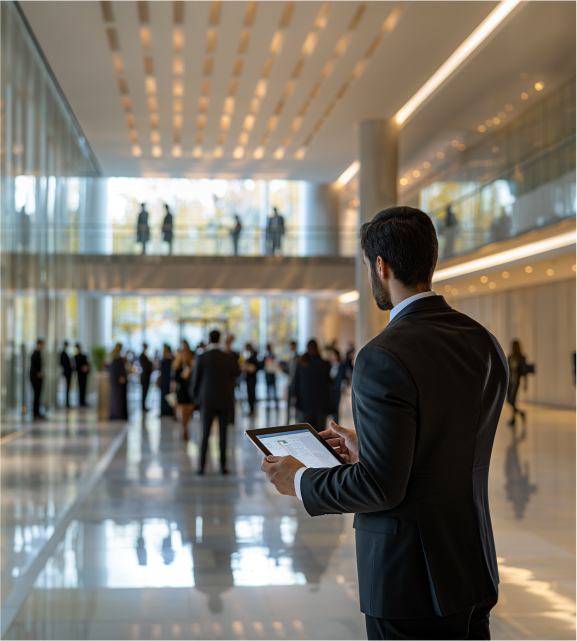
1, 390, 575, 640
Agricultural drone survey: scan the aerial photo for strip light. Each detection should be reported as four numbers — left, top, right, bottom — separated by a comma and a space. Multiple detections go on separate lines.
433, 231, 576, 282
395, 0, 521, 125
339, 290, 360, 304
337, 161, 360, 186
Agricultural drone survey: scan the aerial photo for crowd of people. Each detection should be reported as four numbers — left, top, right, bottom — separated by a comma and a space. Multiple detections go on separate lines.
101, 332, 355, 474
134, 203, 286, 256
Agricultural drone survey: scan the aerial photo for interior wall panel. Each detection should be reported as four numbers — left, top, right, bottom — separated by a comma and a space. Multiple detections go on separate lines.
451, 278, 576, 408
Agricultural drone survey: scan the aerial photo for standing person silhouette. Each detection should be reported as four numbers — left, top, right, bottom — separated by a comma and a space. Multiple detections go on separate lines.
159, 344, 174, 417
30, 339, 45, 420
162, 204, 173, 254
136, 203, 150, 254
60, 341, 73, 408
230, 215, 242, 255
108, 343, 128, 420
270, 207, 285, 255
139, 343, 153, 412
74, 343, 90, 408
507, 339, 528, 426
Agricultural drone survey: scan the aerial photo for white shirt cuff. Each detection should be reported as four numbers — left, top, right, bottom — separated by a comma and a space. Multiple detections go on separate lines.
294, 467, 307, 501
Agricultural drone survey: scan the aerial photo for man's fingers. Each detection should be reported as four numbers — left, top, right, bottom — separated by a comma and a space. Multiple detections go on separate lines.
329, 421, 347, 435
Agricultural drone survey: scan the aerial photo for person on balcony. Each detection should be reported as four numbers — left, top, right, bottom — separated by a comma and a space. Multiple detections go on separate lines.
269, 207, 285, 255
136, 202, 150, 254
162, 204, 173, 254
230, 215, 242, 255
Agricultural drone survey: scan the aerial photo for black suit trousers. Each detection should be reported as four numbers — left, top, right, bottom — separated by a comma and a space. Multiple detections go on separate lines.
64, 373, 72, 407
141, 375, 151, 410
296, 410, 327, 433
77, 373, 88, 406
31, 378, 42, 417
199, 408, 229, 471
365, 596, 497, 640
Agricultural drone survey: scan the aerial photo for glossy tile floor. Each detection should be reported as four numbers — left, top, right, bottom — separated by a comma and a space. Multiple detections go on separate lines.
1, 390, 575, 640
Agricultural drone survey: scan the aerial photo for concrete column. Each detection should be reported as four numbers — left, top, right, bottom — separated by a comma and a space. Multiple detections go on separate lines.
259, 296, 268, 350
298, 297, 340, 352
298, 182, 340, 256
356, 119, 398, 349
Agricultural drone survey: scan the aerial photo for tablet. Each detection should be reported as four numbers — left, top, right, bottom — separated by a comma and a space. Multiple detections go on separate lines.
245, 423, 346, 468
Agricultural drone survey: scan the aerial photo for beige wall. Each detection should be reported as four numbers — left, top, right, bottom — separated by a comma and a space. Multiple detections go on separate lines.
451, 278, 576, 408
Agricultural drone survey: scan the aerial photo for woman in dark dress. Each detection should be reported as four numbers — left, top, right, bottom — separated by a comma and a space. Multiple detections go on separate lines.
108, 343, 128, 420
507, 339, 527, 425
289, 339, 333, 433
172, 340, 194, 441
160, 344, 173, 416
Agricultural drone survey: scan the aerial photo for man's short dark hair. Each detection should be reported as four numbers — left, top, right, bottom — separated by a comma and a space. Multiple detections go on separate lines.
358, 206, 438, 289
209, 329, 221, 344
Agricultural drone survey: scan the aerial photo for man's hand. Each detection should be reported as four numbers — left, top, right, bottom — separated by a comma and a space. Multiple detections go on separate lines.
261, 455, 304, 496
319, 421, 359, 464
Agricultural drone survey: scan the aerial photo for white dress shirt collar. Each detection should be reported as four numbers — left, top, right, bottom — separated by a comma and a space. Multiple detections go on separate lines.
389, 290, 438, 323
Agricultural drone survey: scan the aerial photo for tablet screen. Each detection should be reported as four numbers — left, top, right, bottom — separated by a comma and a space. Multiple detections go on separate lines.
255, 428, 342, 468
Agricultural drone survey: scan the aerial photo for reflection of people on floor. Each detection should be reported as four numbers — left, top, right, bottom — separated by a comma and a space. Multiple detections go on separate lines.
60, 340, 73, 408
30, 339, 45, 420
159, 344, 174, 416
74, 343, 91, 407
136, 521, 147, 566
507, 339, 528, 426
161, 523, 176, 565
504, 432, 537, 519
139, 343, 153, 412
108, 343, 128, 420
190, 509, 237, 614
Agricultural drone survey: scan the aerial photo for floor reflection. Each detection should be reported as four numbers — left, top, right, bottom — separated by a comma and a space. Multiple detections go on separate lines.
504, 427, 538, 519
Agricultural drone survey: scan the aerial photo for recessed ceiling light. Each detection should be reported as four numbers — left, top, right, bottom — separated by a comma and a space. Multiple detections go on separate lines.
131, 144, 142, 157
253, 146, 265, 159
273, 147, 285, 159
395, 0, 522, 125
492, 117, 500, 125
469, 285, 476, 292
480, 276, 489, 283
220, 114, 231, 131
521, 92, 529, 100
243, 115, 255, 132
213, 146, 223, 158
295, 147, 306, 160
423, 161, 431, 169
535, 81, 544, 91
546, 268, 554, 276
451, 140, 459, 147
458, 143, 466, 151
478, 125, 486, 132
400, 178, 408, 186
233, 146, 245, 159
192, 146, 203, 158
140, 27, 152, 51
151, 145, 162, 157
173, 57, 184, 75
437, 151, 444, 159
269, 31, 284, 56
412, 170, 420, 177
145, 77, 157, 95
172, 145, 182, 158
301, 32, 318, 57
444, 285, 452, 292
173, 28, 184, 52
223, 97, 235, 114
501, 271, 509, 278
525, 265, 533, 273
451, 288, 459, 295
238, 132, 249, 146
173, 79, 184, 96
255, 80, 268, 99
150, 130, 160, 143
488, 282, 496, 289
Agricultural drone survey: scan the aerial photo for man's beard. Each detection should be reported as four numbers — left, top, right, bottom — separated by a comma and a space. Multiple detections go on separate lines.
370, 267, 393, 311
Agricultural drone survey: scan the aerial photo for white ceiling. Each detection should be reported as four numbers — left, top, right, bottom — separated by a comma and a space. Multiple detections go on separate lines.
21, 1, 576, 182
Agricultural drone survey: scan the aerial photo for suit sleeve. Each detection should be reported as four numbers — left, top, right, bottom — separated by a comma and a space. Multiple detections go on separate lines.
301, 344, 418, 516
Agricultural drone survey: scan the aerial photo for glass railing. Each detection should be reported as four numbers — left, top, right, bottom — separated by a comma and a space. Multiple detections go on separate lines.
3, 224, 358, 258
428, 135, 576, 260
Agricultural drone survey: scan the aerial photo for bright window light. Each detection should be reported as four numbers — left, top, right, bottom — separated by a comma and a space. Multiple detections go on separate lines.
339, 291, 360, 304
433, 231, 576, 282
396, 0, 522, 125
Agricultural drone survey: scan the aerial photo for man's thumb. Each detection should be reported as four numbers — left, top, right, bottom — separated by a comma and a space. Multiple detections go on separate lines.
329, 421, 345, 434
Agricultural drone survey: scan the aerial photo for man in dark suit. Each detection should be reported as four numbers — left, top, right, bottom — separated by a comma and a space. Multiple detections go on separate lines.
74, 343, 90, 408
60, 341, 73, 408
30, 339, 45, 419
191, 329, 239, 475
261, 206, 508, 640
139, 343, 153, 412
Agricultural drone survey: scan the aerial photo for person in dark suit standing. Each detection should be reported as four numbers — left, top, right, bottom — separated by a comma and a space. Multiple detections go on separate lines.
261, 206, 509, 640
191, 330, 239, 475
108, 343, 128, 420
162, 204, 173, 254
139, 343, 153, 412
60, 341, 73, 408
30, 339, 45, 420
136, 202, 150, 254
159, 344, 173, 417
289, 339, 333, 433
241, 343, 259, 417
507, 339, 527, 426
74, 343, 90, 408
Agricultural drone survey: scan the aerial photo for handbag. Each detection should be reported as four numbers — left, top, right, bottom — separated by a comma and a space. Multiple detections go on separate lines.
165, 392, 178, 408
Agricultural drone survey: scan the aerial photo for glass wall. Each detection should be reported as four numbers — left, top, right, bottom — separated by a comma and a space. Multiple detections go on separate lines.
1, 2, 100, 430
415, 79, 576, 259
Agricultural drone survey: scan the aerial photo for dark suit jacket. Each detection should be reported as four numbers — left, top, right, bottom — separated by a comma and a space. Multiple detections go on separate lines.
30, 349, 42, 382
139, 353, 153, 380
60, 350, 72, 376
301, 296, 508, 619
190, 347, 239, 413
289, 357, 333, 415
74, 353, 90, 377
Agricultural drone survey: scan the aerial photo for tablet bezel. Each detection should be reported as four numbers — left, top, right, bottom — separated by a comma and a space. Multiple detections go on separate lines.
245, 423, 347, 466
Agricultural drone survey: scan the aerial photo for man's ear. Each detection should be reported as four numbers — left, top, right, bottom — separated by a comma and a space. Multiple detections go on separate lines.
376, 256, 389, 281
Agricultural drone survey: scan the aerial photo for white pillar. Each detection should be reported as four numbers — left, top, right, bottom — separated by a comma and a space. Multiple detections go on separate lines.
298, 182, 339, 256
259, 296, 268, 350
356, 119, 398, 350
